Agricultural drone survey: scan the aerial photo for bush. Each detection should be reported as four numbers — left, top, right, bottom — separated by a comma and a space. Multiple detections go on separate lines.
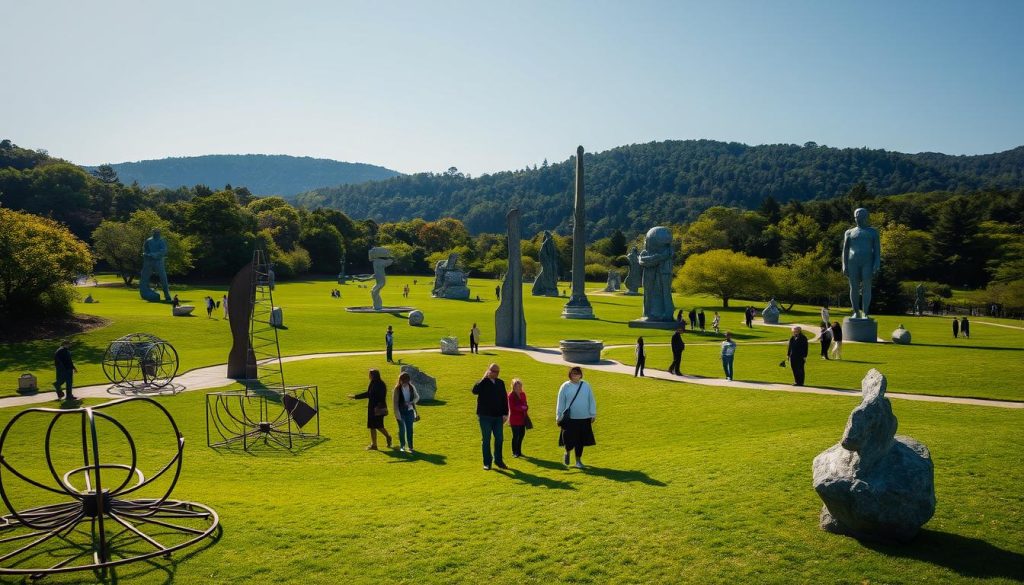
585, 263, 611, 282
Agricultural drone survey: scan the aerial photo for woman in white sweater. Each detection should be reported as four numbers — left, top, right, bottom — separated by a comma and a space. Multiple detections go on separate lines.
556, 366, 597, 469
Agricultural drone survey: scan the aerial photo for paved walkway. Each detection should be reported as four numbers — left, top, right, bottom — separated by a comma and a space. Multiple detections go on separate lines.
5, 346, 1021, 411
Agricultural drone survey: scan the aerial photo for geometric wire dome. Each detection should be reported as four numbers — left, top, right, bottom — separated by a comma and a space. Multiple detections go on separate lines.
101, 333, 180, 394
0, 397, 218, 577
206, 249, 320, 450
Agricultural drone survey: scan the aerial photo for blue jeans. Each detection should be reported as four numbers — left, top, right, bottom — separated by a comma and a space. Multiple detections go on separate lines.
398, 408, 415, 449
478, 415, 505, 466
722, 355, 734, 379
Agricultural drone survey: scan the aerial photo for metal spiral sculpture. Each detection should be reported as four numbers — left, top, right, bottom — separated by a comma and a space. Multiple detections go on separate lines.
102, 333, 180, 394
0, 397, 218, 577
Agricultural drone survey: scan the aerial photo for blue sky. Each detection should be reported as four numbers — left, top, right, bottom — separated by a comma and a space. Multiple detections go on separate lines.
2, 0, 1021, 175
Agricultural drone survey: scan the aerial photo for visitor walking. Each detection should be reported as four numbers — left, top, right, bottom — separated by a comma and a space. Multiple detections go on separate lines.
711, 311, 721, 334
830, 321, 843, 359
821, 304, 830, 327
745, 307, 754, 328
819, 324, 832, 360
961, 316, 970, 339
556, 366, 597, 469
676, 309, 684, 324
786, 326, 809, 386
698, 309, 706, 332
205, 296, 215, 318
508, 378, 529, 458
171, 294, 180, 308
349, 369, 393, 450
53, 339, 78, 401
222, 294, 229, 319
668, 327, 684, 375
952, 317, 960, 339
472, 363, 508, 470
495, 285, 500, 300
385, 325, 394, 363
469, 323, 481, 354
392, 372, 419, 453
634, 337, 646, 377
721, 332, 736, 380
688, 308, 697, 330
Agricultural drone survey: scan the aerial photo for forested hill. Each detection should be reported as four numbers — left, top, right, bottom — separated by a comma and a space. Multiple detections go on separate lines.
296, 140, 1024, 237
86, 154, 400, 196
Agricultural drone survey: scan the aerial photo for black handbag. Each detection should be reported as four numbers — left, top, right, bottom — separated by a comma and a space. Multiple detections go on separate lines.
524, 413, 533, 430
557, 383, 583, 428
373, 404, 388, 417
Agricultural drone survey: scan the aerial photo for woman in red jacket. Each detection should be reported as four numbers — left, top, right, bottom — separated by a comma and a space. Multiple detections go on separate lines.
507, 378, 529, 458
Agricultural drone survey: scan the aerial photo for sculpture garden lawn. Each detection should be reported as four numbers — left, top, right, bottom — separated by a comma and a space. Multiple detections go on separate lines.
0, 352, 1020, 583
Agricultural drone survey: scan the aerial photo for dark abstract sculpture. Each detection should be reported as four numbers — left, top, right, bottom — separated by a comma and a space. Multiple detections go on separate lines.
0, 397, 219, 577
623, 246, 641, 295
562, 146, 595, 319
206, 385, 320, 450
227, 259, 256, 380
495, 209, 527, 347
102, 333, 181, 394
532, 231, 559, 297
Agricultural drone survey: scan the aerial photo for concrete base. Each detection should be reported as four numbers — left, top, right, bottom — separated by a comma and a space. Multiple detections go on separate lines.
842, 317, 878, 343
560, 339, 604, 363
628, 318, 679, 330
561, 297, 596, 319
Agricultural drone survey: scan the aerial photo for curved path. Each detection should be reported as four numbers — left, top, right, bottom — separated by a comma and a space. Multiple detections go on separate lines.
3, 345, 1021, 411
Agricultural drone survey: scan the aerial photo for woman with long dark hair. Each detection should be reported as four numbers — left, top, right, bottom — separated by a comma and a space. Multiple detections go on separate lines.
349, 369, 393, 450
556, 366, 597, 469
392, 371, 420, 453
634, 337, 646, 377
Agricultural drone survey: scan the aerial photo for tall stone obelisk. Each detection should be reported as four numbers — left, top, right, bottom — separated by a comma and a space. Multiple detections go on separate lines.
562, 146, 596, 319
495, 208, 527, 346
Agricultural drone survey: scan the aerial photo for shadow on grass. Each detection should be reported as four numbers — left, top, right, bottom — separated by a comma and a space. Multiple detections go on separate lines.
912, 343, 1023, 351
580, 466, 667, 486
418, 399, 447, 406
209, 435, 329, 457
379, 449, 447, 466
97, 522, 223, 584
863, 529, 1024, 581
494, 465, 575, 490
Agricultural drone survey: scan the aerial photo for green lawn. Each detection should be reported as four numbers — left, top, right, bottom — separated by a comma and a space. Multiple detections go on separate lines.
0, 352, 1021, 583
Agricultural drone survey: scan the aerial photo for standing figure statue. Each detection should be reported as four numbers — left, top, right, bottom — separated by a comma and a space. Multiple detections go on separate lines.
842, 208, 882, 319
368, 246, 394, 311
623, 246, 642, 295
139, 228, 172, 302
914, 283, 926, 316
638, 227, 675, 322
532, 231, 559, 296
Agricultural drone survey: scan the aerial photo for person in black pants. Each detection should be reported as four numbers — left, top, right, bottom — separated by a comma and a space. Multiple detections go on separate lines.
634, 337, 646, 377
472, 363, 509, 470
688, 308, 697, 330
385, 325, 394, 363
469, 323, 481, 354
787, 326, 809, 386
53, 339, 78, 401
668, 328, 685, 375
349, 369, 393, 450
961, 316, 970, 339
818, 323, 832, 360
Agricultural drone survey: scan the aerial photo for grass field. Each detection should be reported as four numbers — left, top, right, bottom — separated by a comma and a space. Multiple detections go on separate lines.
0, 352, 1021, 584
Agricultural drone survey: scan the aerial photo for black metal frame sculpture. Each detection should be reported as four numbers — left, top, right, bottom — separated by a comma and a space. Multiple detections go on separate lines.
102, 333, 182, 395
0, 397, 218, 577
205, 385, 320, 450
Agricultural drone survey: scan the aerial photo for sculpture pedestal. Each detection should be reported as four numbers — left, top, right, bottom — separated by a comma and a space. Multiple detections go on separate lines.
842, 317, 878, 343
628, 318, 678, 330
561, 296, 596, 319
560, 340, 604, 363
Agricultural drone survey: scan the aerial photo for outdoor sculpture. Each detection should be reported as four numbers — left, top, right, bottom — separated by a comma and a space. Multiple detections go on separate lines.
623, 246, 641, 295
0, 397, 219, 576
139, 228, 172, 301
603, 269, 621, 292
431, 253, 471, 299
532, 231, 559, 296
914, 283, 926, 316
762, 297, 782, 324
841, 208, 882, 342
812, 369, 935, 543
495, 209, 527, 346
635, 226, 675, 324
369, 246, 394, 311
562, 146, 595, 319
102, 333, 180, 394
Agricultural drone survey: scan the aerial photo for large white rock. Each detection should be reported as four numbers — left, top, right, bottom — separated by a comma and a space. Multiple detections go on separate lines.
172, 305, 195, 317
812, 369, 935, 543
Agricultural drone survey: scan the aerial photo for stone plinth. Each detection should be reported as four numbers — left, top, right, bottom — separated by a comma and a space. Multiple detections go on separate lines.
561, 298, 596, 320
560, 339, 604, 363
628, 318, 678, 330
843, 317, 878, 342
172, 305, 195, 317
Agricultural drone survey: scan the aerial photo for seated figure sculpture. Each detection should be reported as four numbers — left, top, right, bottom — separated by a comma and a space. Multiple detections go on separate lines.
812, 369, 935, 543
637, 227, 675, 322
431, 253, 471, 300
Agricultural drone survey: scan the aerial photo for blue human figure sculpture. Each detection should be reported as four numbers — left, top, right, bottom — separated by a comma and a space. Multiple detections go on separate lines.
841, 208, 882, 319
638, 227, 675, 322
139, 228, 172, 302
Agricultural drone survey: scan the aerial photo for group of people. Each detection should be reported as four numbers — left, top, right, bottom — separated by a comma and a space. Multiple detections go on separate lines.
330, 288, 342, 298
675, 308, 715, 332
952, 316, 971, 338
817, 321, 844, 360
349, 363, 597, 470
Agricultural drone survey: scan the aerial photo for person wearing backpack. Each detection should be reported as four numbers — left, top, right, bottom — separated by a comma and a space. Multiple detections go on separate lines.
556, 366, 597, 469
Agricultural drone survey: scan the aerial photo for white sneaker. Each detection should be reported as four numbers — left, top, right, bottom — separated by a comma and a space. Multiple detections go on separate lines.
575, 461, 585, 469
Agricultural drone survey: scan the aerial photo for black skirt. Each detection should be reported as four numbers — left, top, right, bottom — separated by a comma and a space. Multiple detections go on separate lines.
558, 417, 596, 448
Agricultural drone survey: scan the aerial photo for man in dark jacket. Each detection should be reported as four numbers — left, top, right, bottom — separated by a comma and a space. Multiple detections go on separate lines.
668, 328, 685, 375
688, 308, 697, 330
53, 339, 78, 400
786, 326, 809, 386
472, 363, 509, 470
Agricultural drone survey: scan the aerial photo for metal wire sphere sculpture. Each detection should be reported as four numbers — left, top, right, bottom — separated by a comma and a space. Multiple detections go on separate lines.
102, 333, 179, 390
0, 397, 218, 577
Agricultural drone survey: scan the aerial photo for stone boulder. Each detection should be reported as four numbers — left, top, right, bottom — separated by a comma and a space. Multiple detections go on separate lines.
812, 369, 935, 543
172, 305, 195, 317
761, 298, 781, 325
400, 364, 437, 401
440, 336, 459, 355
891, 325, 911, 345
408, 310, 424, 326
